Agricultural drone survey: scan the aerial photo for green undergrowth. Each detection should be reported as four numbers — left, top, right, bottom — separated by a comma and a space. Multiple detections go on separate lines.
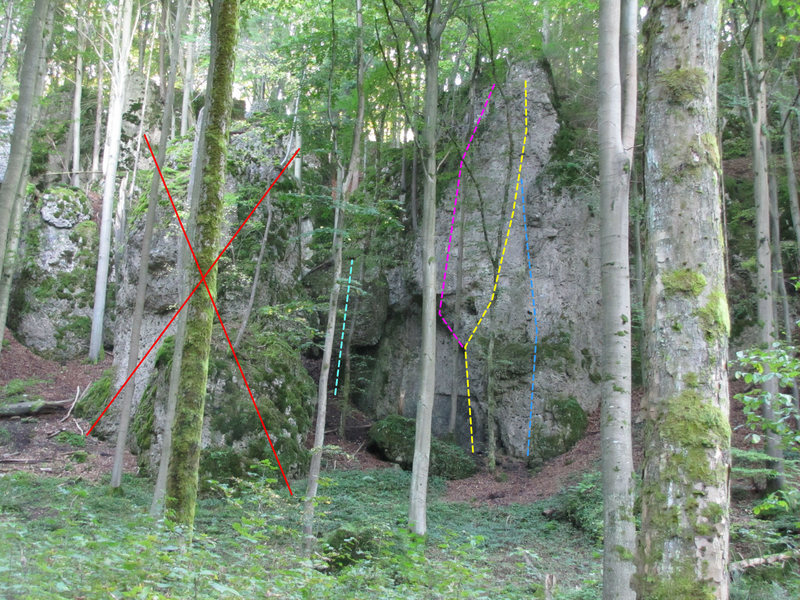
1, 466, 796, 599
0, 467, 599, 599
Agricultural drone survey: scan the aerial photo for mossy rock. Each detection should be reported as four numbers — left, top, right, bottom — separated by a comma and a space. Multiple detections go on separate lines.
368, 415, 477, 480
73, 369, 115, 433
531, 396, 588, 462
323, 526, 382, 572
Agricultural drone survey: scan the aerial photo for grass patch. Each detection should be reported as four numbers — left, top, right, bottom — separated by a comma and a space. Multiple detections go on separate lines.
0, 377, 49, 404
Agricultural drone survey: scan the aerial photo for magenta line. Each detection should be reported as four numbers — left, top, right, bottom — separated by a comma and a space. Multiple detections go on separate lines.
438, 85, 495, 348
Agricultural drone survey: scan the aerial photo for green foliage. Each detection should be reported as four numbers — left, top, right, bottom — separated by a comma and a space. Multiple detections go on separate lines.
548, 472, 604, 543
73, 369, 115, 424
368, 415, 477, 480
734, 343, 800, 450
0, 377, 48, 404
54, 431, 86, 448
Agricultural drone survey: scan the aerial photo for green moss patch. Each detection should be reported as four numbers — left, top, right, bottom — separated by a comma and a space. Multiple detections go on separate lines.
695, 289, 730, 343
74, 369, 115, 427
658, 67, 708, 105
532, 396, 588, 461
368, 415, 477, 480
662, 269, 706, 297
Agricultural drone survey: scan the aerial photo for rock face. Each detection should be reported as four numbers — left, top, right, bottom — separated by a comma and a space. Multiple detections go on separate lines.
353, 64, 602, 460
9, 186, 100, 360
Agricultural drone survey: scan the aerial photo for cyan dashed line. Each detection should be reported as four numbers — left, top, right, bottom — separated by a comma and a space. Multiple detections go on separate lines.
333, 259, 354, 397
521, 179, 539, 456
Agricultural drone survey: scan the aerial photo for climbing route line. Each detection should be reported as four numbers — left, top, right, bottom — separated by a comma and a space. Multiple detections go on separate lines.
333, 260, 354, 397
466, 81, 527, 348
521, 178, 539, 456
438, 84, 495, 347
438, 81, 528, 454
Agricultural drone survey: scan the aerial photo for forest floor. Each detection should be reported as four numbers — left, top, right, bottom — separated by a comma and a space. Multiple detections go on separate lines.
1, 327, 799, 598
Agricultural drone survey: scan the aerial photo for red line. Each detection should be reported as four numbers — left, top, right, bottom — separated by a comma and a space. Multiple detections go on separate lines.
145, 134, 293, 494
86, 140, 300, 495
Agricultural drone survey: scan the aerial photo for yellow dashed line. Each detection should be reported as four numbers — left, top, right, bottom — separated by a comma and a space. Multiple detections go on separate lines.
462, 81, 527, 453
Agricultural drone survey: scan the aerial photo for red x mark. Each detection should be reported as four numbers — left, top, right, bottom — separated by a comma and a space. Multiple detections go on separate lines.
87, 136, 300, 495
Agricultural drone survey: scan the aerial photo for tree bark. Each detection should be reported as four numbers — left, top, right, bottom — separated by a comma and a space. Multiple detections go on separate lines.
233, 197, 272, 349
597, 0, 637, 596
111, 0, 187, 490
151, 107, 206, 516
90, 37, 105, 184
165, 0, 240, 530
749, 1, 783, 492
637, 0, 730, 597
449, 206, 465, 434
407, 3, 443, 536
782, 105, 800, 271
88, 0, 135, 361
70, 22, 85, 188
180, 0, 197, 136
303, 0, 366, 550
0, 0, 52, 334
0, 1, 14, 93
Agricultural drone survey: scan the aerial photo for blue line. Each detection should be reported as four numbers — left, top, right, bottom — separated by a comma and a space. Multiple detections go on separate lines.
333, 259, 354, 397
521, 180, 539, 456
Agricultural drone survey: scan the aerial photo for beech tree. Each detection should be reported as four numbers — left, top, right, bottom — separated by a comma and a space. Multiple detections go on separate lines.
88, 0, 136, 361
637, 0, 731, 596
597, 0, 637, 597
166, 0, 240, 530
0, 0, 54, 355
389, 0, 463, 538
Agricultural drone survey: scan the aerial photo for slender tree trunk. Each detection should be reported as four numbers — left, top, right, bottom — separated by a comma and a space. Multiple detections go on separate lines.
749, 2, 783, 492
127, 35, 155, 200
180, 0, 197, 136
449, 206, 465, 434
165, 0, 240, 530
302, 186, 343, 550
88, 0, 135, 361
91, 38, 105, 185
408, 22, 441, 538
70, 24, 85, 188
597, 1, 637, 596
158, 0, 167, 102
111, 0, 187, 490
0, 1, 15, 92
486, 324, 496, 471
782, 105, 800, 270
152, 107, 206, 516
339, 253, 365, 439
303, 0, 365, 550
233, 198, 272, 349
0, 0, 52, 313
637, 0, 730, 596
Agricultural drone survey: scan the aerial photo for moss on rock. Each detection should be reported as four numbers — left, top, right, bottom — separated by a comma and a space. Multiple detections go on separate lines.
74, 369, 115, 428
368, 415, 477, 479
533, 396, 588, 461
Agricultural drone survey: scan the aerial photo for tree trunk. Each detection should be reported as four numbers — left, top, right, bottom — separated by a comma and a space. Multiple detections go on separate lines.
303, 0, 365, 550
88, 0, 135, 362
180, 0, 197, 136
165, 0, 240, 530
782, 105, 800, 270
749, 2, 783, 492
127, 34, 155, 200
0, 0, 52, 335
449, 206, 465, 434
0, 1, 14, 93
486, 325, 496, 471
151, 107, 206, 516
91, 38, 105, 185
598, 0, 637, 596
0, 14, 49, 362
637, 0, 731, 597
111, 0, 187, 490
408, 17, 441, 537
70, 24, 85, 188
339, 253, 365, 439
233, 197, 272, 349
